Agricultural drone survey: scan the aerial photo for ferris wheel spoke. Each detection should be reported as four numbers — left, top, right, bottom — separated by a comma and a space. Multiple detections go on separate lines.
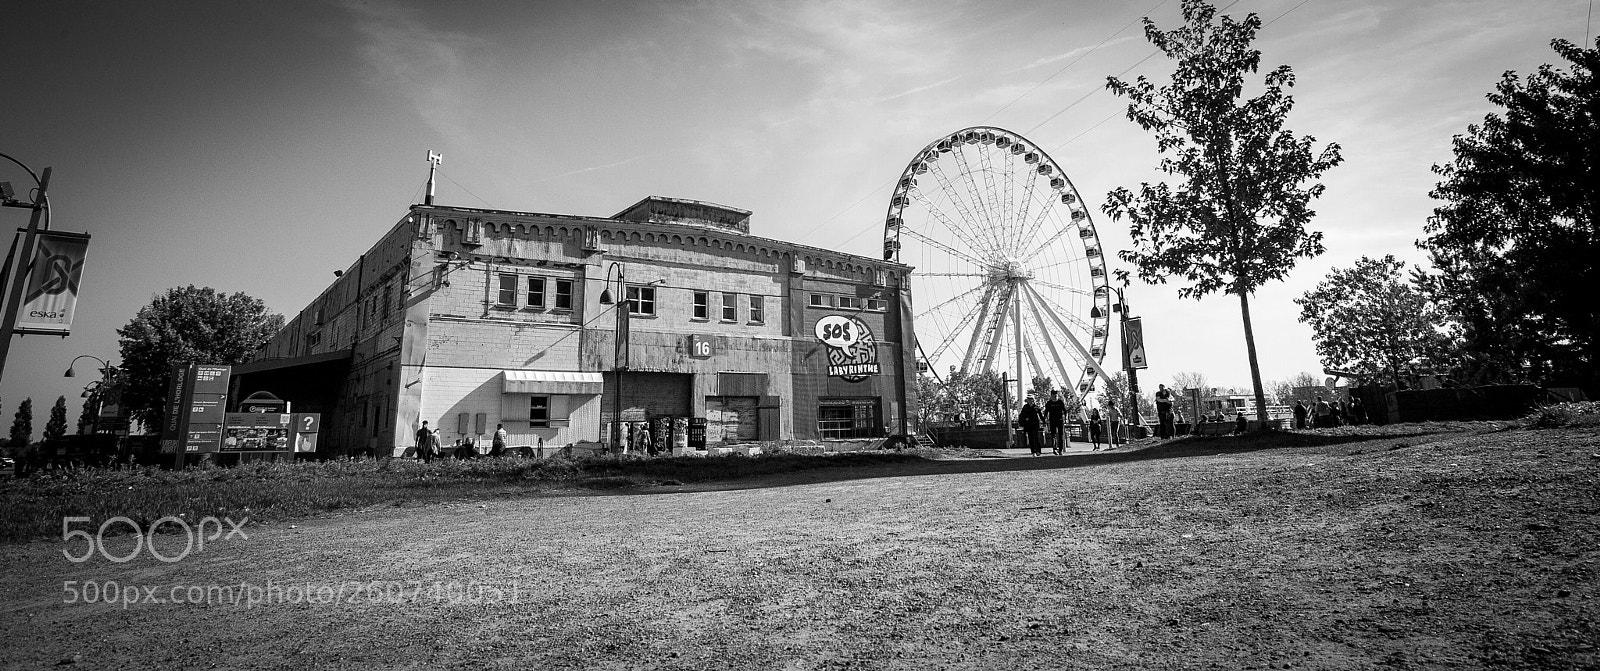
949, 147, 1002, 246
1017, 189, 1065, 255
1023, 219, 1085, 265
901, 227, 993, 271
908, 186, 998, 262
1027, 257, 1086, 273
1007, 157, 1045, 258
1031, 278, 1092, 298
915, 282, 987, 321
1032, 288, 1095, 332
912, 272, 988, 278
926, 158, 1004, 260
968, 143, 1007, 256
926, 288, 992, 364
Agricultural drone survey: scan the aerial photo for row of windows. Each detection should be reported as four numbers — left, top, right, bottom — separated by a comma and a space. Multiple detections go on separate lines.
496, 274, 575, 311
691, 291, 764, 324
809, 293, 886, 311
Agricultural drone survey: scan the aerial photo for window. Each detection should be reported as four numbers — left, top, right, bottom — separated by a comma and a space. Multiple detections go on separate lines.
837, 296, 859, 309
381, 285, 392, 319
722, 293, 738, 321
529, 396, 550, 427
554, 279, 573, 310
526, 277, 546, 308
866, 298, 886, 312
817, 398, 881, 439
808, 293, 832, 307
314, 307, 325, 326
305, 331, 321, 347
497, 273, 518, 307
749, 295, 764, 323
626, 285, 655, 316
692, 291, 709, 320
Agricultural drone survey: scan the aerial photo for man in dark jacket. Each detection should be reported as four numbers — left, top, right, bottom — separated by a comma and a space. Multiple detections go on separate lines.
1018, 397, 1045, 456
415, 421, 437, 463
1043, 390, 1070, 455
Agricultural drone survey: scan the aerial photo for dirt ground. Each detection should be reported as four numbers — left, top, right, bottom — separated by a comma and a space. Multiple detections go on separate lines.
2, 425, 1596, 670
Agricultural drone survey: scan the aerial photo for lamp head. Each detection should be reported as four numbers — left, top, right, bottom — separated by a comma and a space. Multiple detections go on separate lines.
1090, 306, 1103, 319
599, 288, 614, 305
64, 366, 76, 378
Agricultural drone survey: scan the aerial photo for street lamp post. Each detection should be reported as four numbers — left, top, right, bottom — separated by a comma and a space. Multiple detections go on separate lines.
65, 355, 116, 433
598, 263, 628, 454
1092, 287, 1140, 442
0, 152, 52, 383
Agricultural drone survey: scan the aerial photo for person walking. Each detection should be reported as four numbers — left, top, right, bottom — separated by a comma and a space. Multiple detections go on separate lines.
415, 420, 437, 463
1106, 403, 1123, 447
491, 423, 508, 457
1087, 406, 1104, 450
1018, 397, 1045, 456
1313, 396, 1331, 429
1292, 400, 1309, 430
1349, 396, 1366, 425
1154, 384, 1175, 439
1043, 390, 1070, 455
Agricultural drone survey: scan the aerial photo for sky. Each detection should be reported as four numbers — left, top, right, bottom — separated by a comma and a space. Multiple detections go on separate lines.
0, 0, 1593, 437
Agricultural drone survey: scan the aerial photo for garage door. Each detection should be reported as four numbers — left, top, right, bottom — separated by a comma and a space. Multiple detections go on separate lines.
606, 372, 692, 419
706, 396, 759, 443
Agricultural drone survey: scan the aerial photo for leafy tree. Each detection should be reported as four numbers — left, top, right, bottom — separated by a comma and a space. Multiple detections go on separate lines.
1419, 38, 1600, 388
1296, 255, 1446, 389
1103, 0, 1343, 427
918, 368, 1008, 425
117, 286, 284, 433
1101, 372, 1156, 422
9, 398, 33, 448
43, 396, 68, 443
76, 396, 96, 435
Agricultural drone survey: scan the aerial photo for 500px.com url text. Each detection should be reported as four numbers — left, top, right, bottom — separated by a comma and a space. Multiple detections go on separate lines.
62, 580, 524, 609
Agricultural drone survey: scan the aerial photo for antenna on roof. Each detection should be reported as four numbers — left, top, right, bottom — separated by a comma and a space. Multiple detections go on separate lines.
425, 150, 443, 205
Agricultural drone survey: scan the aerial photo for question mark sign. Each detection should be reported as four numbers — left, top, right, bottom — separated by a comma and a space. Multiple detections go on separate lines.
303, 417, 314, 430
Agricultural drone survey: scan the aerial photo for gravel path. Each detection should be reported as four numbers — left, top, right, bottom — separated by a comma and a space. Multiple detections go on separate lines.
2, 428, 1596, 670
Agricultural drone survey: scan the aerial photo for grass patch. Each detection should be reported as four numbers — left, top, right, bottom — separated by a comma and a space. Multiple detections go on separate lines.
0, 451, 925, 542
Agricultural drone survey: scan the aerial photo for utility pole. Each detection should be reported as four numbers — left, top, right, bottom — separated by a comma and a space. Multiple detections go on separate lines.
0, 163, 50, 383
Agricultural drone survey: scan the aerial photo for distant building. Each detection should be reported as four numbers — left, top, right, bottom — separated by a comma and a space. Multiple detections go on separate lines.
233, 197, 917, 456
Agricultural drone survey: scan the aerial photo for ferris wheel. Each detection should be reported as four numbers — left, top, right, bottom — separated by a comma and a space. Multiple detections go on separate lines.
884, 126, 1115, 399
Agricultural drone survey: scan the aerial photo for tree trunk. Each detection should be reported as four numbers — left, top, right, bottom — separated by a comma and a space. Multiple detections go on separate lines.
1239, 291, 1270, 429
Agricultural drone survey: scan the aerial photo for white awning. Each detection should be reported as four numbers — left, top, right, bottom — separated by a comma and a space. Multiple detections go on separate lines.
502, 370, 604, 395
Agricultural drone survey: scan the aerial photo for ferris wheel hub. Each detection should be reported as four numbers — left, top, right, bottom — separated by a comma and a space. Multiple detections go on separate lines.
987, 257, 1032, 284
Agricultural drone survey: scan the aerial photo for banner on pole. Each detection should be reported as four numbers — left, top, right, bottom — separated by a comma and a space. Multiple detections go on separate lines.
15, 230, 89, 336
1122, 317, 1148, 370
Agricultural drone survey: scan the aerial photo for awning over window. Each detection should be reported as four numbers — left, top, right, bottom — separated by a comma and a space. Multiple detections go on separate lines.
502, 370, 604, 395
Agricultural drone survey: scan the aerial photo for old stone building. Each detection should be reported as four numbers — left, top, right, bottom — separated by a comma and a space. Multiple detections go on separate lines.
234, 197, 917, 456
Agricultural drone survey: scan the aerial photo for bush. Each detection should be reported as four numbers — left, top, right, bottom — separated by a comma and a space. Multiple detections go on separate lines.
1523, 401, 1600, 429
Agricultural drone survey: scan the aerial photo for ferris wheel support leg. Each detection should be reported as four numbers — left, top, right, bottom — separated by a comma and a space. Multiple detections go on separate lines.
1020, 288, 1084, 397
1023, 283, 1117, 391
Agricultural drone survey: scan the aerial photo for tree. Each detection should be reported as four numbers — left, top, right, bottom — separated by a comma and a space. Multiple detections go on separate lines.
76, 396, 96, 435
1296, 255, 1446, 389
9, 398, 33, 449
1102, 372, 1156, 422
43, 396, 68, 443
1103, 0, 1343, 427
1271, 371, 1324, 405
1419, 38, 1600, 389
117, 286, 284, 433
1169, 371, 1209, 394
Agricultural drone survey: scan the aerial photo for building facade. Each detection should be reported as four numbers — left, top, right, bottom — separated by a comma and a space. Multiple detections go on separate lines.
235, 197, 917, 457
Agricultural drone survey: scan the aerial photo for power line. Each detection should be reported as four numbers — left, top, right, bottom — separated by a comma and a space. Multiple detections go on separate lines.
436, 168, 494, 209
983, 0, 1170, 124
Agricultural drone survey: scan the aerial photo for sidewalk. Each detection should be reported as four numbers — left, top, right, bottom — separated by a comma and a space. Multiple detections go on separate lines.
990, 441, 1134, 458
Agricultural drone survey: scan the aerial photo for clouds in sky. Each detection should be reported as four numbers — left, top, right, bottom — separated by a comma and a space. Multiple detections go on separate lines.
0, 0, 1592, 434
